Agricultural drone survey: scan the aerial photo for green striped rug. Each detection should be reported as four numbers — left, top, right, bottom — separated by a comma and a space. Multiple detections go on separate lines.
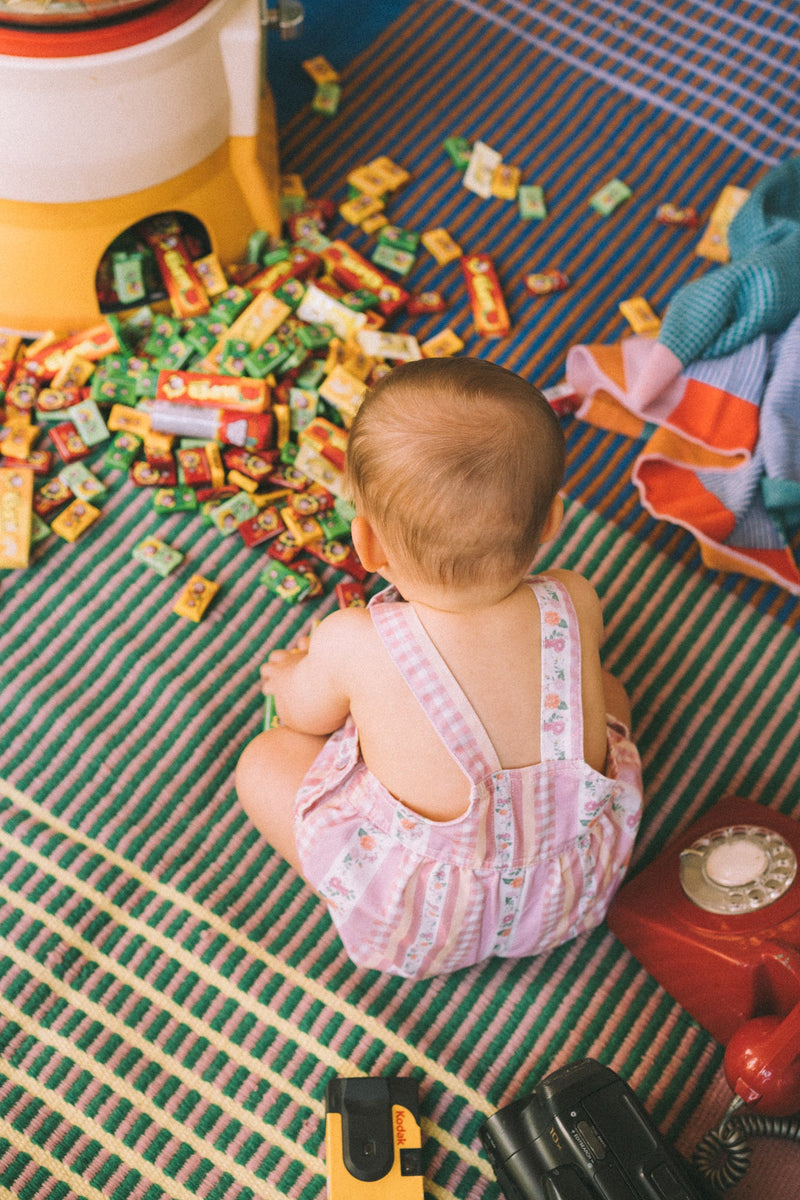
1, 497, 797, 1199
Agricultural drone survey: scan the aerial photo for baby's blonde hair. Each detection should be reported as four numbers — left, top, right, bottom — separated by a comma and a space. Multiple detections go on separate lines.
346, 357, 565, 588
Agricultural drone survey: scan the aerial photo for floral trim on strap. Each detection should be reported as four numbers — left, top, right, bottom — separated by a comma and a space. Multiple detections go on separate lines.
538, 579, 582, 761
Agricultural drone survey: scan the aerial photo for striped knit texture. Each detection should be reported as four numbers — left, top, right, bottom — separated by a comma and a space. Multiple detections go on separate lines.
657, 157, 800, 366
2, 2, 800, 1197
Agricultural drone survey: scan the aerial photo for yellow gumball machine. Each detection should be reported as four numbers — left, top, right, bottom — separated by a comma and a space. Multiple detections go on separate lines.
0, 0, 300, 333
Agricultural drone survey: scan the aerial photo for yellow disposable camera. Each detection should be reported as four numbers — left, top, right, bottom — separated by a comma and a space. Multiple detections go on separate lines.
325, 1076, 424, 1197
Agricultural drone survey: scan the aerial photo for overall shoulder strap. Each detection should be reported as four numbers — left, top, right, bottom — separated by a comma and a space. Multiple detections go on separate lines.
369, 600, 502, 781
531, 576, 584, 761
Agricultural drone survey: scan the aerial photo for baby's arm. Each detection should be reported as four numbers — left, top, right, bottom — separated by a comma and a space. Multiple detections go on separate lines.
259, 609, 359, 735
544, 567, 604, 646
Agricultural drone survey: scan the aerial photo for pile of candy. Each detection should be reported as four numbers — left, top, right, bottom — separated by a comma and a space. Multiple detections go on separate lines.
0, 157, 499, 618
2, 130, 706, 610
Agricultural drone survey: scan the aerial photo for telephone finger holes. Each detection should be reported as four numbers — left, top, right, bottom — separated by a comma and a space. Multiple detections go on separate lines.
679, 825, 797, 914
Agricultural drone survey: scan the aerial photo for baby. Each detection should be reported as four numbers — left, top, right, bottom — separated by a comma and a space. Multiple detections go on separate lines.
236, 357, 643, 978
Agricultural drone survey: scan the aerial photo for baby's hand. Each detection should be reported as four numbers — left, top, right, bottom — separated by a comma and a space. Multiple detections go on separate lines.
259, 636, 311, 694
254, 614, 351, 736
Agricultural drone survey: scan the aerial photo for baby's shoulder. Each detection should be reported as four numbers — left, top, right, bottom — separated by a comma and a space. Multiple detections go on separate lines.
311, 604, 394, 691
310, 604, 380, 666
534, 568, 603, 639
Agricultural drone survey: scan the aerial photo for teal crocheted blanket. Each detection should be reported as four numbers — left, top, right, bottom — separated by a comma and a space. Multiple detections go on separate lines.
658, 156, 800, 364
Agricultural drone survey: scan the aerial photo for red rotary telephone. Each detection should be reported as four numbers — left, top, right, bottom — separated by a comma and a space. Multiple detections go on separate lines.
606, 795, 800, 1116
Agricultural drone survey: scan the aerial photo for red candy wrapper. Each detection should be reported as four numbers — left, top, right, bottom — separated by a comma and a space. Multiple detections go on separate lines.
524, 271, 570, 295
322, 240, 409, 319
461, 254, 511, 337
336, 580, 366, 608
156, 369, 269, 415
655, 203, 699, 227
143, 221, 210, 319
24, 323, 119, 381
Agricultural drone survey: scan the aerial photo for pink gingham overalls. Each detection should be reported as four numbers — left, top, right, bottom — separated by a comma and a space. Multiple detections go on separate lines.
294, 576, 643, 978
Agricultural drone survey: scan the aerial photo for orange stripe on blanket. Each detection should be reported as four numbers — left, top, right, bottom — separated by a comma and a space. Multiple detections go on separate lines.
579, 390, 647, 439
666, 377, 759, 456
590, 343, 627, 390
700, 542, 800, 591
634, 457, 736, 542
570, 343, 647, 438
644, 425, 746, 470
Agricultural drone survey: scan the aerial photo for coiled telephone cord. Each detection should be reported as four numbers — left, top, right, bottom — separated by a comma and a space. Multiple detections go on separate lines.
693, 1099, 800, 1192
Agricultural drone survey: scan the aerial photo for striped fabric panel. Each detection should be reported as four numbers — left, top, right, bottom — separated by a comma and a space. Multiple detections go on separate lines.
2, 499, 799, 1198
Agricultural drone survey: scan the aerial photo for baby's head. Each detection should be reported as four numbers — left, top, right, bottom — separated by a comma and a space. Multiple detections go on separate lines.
346, 357, 565, 590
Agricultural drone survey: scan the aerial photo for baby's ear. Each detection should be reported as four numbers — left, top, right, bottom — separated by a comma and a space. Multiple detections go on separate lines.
541, 494, 565, 543
351, 516, 391, 574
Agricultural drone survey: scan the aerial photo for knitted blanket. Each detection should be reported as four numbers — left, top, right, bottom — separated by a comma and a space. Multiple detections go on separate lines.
565, 318, 800, 595
564, 156, 800, 595
658, 156, 800, 367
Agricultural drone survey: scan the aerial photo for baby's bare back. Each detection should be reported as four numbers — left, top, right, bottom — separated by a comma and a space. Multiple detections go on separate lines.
346, 572, 609, 822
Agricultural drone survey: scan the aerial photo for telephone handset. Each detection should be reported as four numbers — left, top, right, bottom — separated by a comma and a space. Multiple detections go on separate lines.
606, 795, 800, 1115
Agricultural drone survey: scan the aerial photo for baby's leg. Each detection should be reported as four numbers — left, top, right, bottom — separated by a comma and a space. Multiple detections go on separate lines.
235, 727, 328, 878
602, 668, 632, 732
